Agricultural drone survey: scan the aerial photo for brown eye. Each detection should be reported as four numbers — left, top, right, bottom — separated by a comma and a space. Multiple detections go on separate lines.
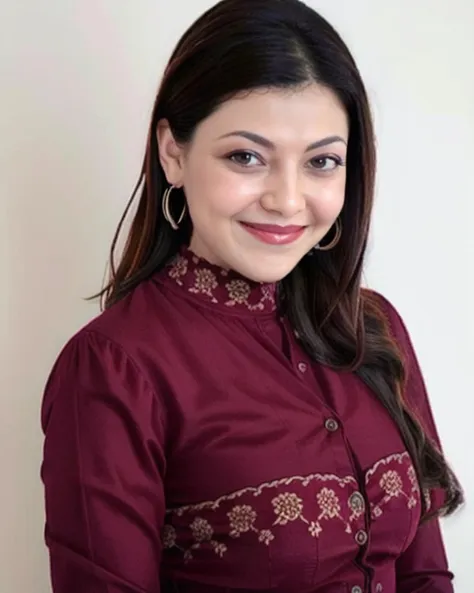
310, 156, 343, 171
228, 151, 261, 166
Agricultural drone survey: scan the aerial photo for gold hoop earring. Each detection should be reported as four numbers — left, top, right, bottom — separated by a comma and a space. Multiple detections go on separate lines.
162, 185, 186, 230
315, 219, 342, 251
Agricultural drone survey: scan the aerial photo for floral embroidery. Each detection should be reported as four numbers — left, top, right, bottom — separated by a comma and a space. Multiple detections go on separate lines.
380, 470, 403, 498
228, 505, 276, 545
166, 249, 277, 313
168, 255, 188, 285
364, 452, 409, 481
162, 524, 177, 549
190, 517, 213, 542
272, 492, 304, 525
309, 521, 322, 537
317, 488, 341, 519
407, 465, 418, 491
228, 505, 257, 536
261, 284, 275, 301
169, 472, 356, 516
166, 516, 228, 562
163, 452, 421, 562
226, 280, 251, 304
258, 529, 275, 545
365, 452, 421, 519
211, 541, 227, 557
189, 269, 219, 302
223, 279, 276, 311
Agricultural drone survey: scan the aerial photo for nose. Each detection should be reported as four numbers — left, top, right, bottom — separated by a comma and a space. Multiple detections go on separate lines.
259, 169, 306, 218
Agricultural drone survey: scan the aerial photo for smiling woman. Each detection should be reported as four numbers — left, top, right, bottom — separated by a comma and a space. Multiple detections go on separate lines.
156, 85, 348, 279
40, 1, 462, 592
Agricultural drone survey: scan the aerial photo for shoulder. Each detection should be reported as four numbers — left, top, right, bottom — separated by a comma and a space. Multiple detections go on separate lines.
41, 278, 175, 431
60, 275, 191, 372
362, 289, 440, 427
82, 276, 172, 347
43, 277, 180, 404
362, 288, 403, 324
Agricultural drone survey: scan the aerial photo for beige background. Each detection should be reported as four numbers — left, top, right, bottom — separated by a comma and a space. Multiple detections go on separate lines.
1, 0, 473, 591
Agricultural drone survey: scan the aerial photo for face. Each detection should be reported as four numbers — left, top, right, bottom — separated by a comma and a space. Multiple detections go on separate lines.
158, 83, 349, 283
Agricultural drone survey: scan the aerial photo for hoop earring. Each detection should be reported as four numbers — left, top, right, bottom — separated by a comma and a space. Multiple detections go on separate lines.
315, 219, 342, 251
162, 185, 186, 230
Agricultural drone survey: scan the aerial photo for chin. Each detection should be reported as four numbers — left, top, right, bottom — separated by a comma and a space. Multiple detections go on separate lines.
238, 260, 297, 284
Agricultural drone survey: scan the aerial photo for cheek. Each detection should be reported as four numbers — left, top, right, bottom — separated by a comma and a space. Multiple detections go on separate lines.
307, 177, 346, 222
184, 159, 259, 217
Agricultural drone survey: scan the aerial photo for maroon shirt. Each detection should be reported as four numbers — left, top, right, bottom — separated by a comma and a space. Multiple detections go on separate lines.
41, 248, 453, 593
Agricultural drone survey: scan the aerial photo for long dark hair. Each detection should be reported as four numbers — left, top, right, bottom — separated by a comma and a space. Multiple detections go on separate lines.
97, 0, 462, 518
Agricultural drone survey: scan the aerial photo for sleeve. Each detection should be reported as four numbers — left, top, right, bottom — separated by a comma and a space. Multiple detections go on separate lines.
378, 294, 455, 593
41, 330, 167, 593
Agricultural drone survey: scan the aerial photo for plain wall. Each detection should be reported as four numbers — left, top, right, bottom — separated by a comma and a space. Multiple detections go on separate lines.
1, 1, 473, 591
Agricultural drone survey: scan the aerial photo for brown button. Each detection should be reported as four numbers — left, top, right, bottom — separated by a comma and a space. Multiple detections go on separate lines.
349, 492, 365, 514
297, 362, 307, 373
355, 529, 368, 546
351, 587, 363, 593
325, 418, 339, 432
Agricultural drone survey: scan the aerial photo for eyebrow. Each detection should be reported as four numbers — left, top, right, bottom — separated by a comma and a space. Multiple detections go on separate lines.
217, 130, 347, 152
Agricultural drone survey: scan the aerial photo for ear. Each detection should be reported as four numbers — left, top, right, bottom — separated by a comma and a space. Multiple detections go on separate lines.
156, 119, 185, 187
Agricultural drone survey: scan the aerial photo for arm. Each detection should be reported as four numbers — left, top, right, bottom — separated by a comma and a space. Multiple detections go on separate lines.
395, 520, 453, 593
379, 295, 454, 593
41, 330, 166, 593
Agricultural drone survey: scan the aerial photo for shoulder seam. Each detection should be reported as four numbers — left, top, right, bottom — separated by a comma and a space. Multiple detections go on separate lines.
79, 328, 168, 431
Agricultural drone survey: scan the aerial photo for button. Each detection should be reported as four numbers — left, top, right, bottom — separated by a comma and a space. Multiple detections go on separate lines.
297, 362, 307, 373
355, 529, 368, 546
351, 587, 363, 593
325, 418, 339, 432
349, 492, 365, 514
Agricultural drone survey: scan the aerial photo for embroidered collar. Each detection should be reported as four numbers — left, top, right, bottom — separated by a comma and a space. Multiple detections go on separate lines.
163, 246, 277, 315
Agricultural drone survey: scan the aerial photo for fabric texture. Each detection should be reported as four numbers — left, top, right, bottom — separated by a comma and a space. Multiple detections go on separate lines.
41, 248, 453, 593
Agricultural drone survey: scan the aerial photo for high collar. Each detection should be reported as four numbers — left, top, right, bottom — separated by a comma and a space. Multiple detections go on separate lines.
162, 246, 278, 316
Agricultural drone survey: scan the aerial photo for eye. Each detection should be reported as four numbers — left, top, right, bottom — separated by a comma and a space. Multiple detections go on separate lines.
227, 151, 262, 167
309, 155, 344, 172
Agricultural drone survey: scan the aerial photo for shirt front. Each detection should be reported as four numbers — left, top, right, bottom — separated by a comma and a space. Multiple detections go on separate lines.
41, 248, 454, 593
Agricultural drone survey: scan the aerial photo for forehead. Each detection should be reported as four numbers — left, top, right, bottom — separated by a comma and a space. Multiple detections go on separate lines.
195, 83, 349, 144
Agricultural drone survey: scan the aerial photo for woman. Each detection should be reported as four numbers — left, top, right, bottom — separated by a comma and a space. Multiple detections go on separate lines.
41, 0, 463, 592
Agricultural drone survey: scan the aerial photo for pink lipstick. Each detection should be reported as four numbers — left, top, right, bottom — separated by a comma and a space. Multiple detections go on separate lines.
240, 222, 306, 245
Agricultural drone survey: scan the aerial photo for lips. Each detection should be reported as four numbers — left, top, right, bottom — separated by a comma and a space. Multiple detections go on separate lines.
241, 223, 305, 234
239, 222, 306, 245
